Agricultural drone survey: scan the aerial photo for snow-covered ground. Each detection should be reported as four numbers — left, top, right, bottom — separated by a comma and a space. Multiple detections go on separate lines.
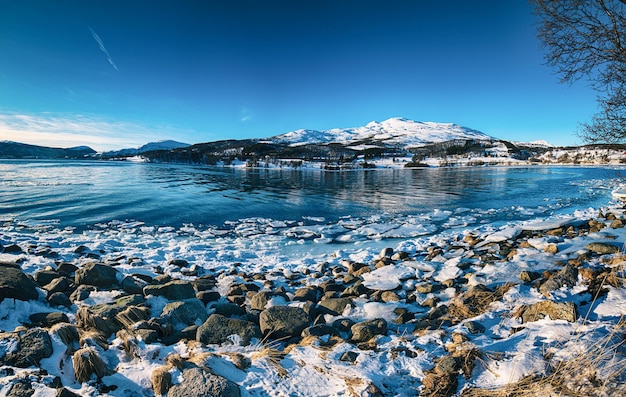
1, 193, 625, 395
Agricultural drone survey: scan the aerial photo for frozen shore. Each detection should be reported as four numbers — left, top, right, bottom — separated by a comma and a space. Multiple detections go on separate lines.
0, 202, 625, 396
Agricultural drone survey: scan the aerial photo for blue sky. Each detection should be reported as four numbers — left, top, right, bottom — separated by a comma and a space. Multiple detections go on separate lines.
0, 0, 598, 151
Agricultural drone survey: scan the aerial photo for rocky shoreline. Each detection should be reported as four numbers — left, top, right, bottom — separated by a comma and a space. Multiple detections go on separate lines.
1, 206, 625, 396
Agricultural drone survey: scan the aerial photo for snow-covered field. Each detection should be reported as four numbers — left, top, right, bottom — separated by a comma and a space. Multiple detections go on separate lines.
1, 193, 625, 396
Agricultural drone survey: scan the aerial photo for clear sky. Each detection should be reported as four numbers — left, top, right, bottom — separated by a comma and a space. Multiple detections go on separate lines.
0, 0, 599, 151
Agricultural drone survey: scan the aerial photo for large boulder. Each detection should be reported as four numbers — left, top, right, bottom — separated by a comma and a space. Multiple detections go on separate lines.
197, 314, 261, 346
75, 262, 120, 287
76, 294, 145, 336
3, 328, 53, 368
350, 318, 388, 343
259, 306, 309, 339
168, 367, 240, 397
0, 263, 39, 302
317, 297, 353, 316
143, 280, 196, 300
159, 298, 208, 331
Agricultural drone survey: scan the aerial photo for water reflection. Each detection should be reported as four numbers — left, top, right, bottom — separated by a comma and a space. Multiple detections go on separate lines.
0, 160, 620, 227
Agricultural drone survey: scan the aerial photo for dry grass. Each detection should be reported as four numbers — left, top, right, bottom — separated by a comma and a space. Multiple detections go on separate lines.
463, 262, 626, 397
151, 365, 172, 397
50, 323, 80, 352
72, 347, 111, 383
249, 338, 289, 378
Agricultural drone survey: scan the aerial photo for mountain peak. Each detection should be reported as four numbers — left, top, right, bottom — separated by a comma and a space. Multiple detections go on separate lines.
270, 117, 493, 148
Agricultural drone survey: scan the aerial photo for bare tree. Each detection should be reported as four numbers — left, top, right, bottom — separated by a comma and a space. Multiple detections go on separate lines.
533, 0, 626, 143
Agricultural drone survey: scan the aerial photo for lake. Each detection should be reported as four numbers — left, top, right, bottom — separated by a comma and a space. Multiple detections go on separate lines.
0, 160, 623, 234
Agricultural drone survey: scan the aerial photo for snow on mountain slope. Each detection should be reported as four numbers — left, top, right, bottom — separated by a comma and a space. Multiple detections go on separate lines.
270, 117, 494, 148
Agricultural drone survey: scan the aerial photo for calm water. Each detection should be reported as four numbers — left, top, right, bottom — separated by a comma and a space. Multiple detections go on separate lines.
0, 160, 623, 228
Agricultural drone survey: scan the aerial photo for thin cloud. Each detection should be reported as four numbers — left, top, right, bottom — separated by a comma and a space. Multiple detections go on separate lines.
240, 107, 253, 122
89, 27, 119, 71
0, 112, 187, 151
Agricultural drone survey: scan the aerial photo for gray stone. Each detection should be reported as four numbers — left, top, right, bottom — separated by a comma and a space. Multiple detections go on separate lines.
43, 277, 69, 295
340, 351, 359, 363
48, 292, 72, 307
379, 247, 394, 258
75, 262, 119, 287
6, 378, 33, 397
518, 300, 577, 323
585, 242, 620, 255
33, 270, 62, 287
160, 298, 208, 331
350, 318, 387, 343
293, 286, 319, 302
302, 324, 341, 338
317, 297, 353, 315
212, 303, 246, 317
435, 355, 461, 374
168, 367, 240, 397
249, 291, 277, 311
4, 328, 53, 368
121, 276, 146, 295
259, 306, 309, 339
143, 280, 196, 300
464, 320, 485, 334
197, 314, 261, 346
0, 264, 40, 302
29, 312, 69, 327
539, 265, 578, 295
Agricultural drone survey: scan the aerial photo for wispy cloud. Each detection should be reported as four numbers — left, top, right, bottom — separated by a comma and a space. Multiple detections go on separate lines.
240, 107, 253, 122
0, 112, 187, 151
89, 27, 118, 71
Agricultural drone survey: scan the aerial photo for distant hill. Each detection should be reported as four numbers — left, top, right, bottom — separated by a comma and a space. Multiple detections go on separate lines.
100, 140, 190, 158
0, 141, 96, 159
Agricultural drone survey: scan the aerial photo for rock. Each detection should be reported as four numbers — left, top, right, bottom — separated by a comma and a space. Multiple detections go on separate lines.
197, 291, 221, 304
318, 297, 353, 315
76, 294, 145, 336
56, 388, 82, 397
339, 351, 359, 363
586, 242, 620, 255
70, 285, 95, 302
544, 243, 559, 254
121, 276, 147, 295
72, 347, 111, 383
0, 264, 40, 302
192, 276, 216, 291
350, 318, 387, 343
212, 302, 246, 317
159, 299, 208, 331
197, 314, 261, 346
167, 367, 240, 397
539, 265, 578, 295
143, 280, 196, 300
5, 378, 32, 397
464, 321, 485, 334
29, 312, 69, 327
435, 355, 461, 374
381, 291, 400, 302
3, 244, 23, 253
34, 270, 62, 286
75, 262, 120, 287
250, 291, 279, 310
48, 292, 72, 307
519, 271, 541, 283
379, 247, 394, 258
259, 306, 310, 339
4, 328, 53, 368
301, 324, 341, 338
168, 258, 189, 267
517, 300, 577, 323
44, 277, 70, 296
293, 286, 319, 302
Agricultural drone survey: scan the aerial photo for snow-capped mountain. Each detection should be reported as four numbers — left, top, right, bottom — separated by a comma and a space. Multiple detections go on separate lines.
269, 117, 494, 148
